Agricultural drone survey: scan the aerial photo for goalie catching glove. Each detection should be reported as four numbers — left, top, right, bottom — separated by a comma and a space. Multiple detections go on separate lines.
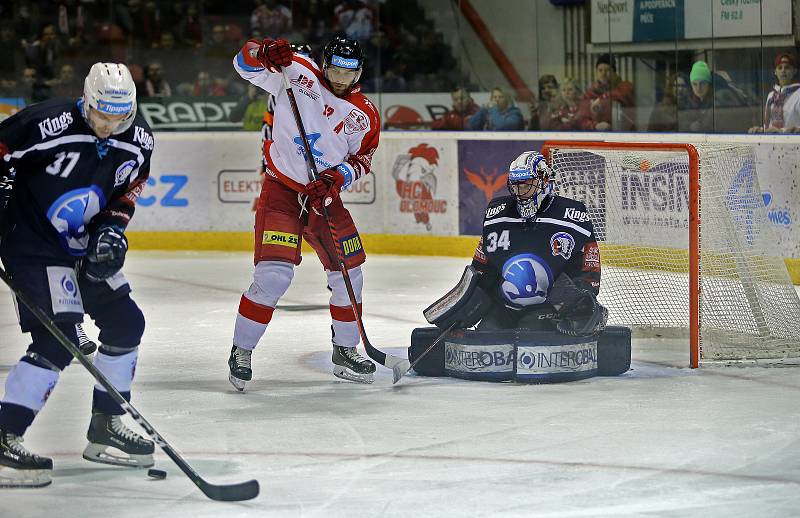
556, 292, 608, 337
81, 225, 128, 282
423, 265, 493, 329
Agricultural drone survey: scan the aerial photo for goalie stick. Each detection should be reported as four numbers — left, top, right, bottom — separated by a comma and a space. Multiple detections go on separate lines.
280, 69, 410, 373
392, 322, 456, 384
0, 266, 259, 502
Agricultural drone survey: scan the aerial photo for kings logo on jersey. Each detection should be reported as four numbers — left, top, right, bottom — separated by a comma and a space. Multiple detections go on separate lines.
38, 111, 74, 139
391, 143, 447, 231
500, 253, 553, 308
46, 186, 106, 255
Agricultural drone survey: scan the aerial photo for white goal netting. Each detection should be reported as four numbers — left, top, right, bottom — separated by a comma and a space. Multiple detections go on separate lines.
546, 142, 800, 363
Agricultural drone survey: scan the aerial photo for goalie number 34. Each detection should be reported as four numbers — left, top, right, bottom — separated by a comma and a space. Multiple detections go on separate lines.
485, 230, 511, 252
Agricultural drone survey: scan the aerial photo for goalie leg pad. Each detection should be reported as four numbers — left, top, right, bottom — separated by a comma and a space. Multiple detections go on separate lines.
408, 326, 632, 382
423, 265, 493, 329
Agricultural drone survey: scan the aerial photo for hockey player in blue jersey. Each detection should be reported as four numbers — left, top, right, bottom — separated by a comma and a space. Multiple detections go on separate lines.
426, 150, 608, 337
0, 63, 155, 488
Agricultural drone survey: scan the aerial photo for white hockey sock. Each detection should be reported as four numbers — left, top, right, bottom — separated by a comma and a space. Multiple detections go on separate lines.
2, 361, 60, 412
93, 349, 138, 393
233, 261, 293, 349
327, 267, 363, 347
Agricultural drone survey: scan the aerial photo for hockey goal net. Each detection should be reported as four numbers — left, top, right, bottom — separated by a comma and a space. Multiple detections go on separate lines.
541, 141, 800, 367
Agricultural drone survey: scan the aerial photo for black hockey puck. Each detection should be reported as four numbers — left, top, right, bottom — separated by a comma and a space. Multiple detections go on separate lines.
147, 468, 167, 480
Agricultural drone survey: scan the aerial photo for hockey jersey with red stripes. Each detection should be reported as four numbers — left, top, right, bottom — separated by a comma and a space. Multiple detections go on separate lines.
233, 41, 380, 192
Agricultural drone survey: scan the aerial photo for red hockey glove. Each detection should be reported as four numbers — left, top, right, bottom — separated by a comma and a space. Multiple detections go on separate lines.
306, 168, 345, 211
256, 38, 292, 72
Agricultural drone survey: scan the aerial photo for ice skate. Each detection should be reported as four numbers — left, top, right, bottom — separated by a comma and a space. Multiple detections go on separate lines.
228, 345, 252, 392
332, 345, 375, 384
82, 412, 154, 468
76, 323, 97, 356
0, 428, 53, 488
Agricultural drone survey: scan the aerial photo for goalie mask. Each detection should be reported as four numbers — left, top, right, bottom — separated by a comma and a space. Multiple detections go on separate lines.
82, 62, 137, 138
507, 151, 554, 219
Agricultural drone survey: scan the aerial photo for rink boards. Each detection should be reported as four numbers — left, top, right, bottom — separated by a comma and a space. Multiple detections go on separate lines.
126, 131, 800, 282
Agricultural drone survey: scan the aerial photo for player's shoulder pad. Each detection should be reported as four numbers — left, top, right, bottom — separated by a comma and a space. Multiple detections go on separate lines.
483, 195, 516, 220
12, 98, 79, 132
546, 195, 592, 225
120, 114, 155, 154
348, 90, 381, 126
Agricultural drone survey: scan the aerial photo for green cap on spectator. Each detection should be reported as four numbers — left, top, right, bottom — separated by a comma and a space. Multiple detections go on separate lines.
690, 61, 712, 83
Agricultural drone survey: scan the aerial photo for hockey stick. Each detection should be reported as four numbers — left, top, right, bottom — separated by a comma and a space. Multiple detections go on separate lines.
280, 69, 410, 372
0, 266, 259, 502
392, 322, 456, 384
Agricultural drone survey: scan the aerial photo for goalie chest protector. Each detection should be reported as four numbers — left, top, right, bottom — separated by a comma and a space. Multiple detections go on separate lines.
475, 195, 597, 309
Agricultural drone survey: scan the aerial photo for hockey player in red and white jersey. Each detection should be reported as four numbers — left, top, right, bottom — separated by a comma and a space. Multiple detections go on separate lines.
227, 34, 381, 388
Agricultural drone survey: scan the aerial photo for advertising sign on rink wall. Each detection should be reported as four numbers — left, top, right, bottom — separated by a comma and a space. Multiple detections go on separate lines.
458, 140, 544, 235
130, 133, 800, 262
753, 143, 799, 256
383, 140, 459, 235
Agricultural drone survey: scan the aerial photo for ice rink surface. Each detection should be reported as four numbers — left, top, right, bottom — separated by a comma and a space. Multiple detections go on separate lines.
1, 252, 799, 517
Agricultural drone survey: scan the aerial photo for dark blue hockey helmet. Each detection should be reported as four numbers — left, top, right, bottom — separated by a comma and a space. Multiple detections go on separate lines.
323, 34, 363, 95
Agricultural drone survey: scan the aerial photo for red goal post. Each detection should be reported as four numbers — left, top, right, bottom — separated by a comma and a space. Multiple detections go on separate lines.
541, 140, 800, 368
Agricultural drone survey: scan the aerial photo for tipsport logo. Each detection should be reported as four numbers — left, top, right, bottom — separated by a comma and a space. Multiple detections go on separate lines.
96, 100, 133, 114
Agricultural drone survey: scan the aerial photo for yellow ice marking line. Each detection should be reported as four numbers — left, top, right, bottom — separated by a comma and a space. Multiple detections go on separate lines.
125, 232, 800, 284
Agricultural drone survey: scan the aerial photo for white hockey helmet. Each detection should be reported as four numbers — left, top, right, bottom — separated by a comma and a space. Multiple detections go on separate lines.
507, 151, 554, 218
82, 63, 137, 135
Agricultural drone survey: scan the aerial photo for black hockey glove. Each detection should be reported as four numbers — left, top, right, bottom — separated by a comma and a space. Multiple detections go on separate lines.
556, 292, 608, 337
82, 225, 128, 282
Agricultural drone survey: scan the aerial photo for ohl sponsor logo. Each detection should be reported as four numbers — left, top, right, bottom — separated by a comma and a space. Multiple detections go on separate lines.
391, 143, 447, 231
262, 230, 299, 248
340, 234, 363, 257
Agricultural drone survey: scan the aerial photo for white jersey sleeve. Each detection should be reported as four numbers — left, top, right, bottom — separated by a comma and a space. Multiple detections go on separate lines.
232, 41, 381, 191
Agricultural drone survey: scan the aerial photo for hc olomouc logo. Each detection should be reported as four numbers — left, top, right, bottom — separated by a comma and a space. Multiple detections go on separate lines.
38, 112, 74, 139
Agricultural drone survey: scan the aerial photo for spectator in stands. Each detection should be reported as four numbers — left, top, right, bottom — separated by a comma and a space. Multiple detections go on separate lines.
749, 53, 800, 134
176, 3, 203, 48
191, 70, 226, 97
143, 62, 172, 97
431, 87, 479, 130
680, 60, 752, 132
229, 84, 270, 131
23, 24, 61, 81
466, 87, 525, 131
21, 67, 50, 103
251, 0, 293, 40
528, 74, 564, 130
114, 0, 161, 50
0, 22, 25, 93
50, 63, 82, 98
577, 53, 635, 131
647, 71, 690, 132
552, 77, 583, 131
334, 0, 375, 41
